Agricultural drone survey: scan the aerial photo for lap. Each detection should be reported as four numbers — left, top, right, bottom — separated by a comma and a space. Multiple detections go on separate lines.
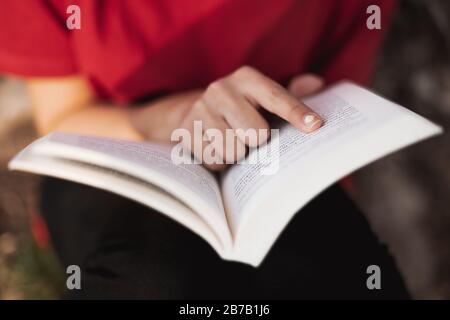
39, 178, 409, 299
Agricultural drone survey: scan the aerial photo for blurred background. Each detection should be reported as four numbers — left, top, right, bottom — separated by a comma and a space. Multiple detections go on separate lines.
0, 0, 449, 299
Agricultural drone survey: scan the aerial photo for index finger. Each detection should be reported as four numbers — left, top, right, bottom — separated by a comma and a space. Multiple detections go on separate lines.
233, 68, 323, 132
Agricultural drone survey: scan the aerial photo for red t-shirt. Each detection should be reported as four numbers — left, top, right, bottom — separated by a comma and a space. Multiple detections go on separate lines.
0, 0, 396, 102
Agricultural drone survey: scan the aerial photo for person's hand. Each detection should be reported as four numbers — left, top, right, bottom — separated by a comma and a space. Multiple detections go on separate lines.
178, 66, 324, 170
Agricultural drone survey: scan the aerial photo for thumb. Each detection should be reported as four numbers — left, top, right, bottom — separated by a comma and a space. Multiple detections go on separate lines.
288, 74, 324, 98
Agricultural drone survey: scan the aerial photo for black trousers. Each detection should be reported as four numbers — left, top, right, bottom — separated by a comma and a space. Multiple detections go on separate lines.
39, 178, 409, 299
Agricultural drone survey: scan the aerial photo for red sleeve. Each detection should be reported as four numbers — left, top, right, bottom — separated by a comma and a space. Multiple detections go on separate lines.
0, 0, 77, 76
318, 0, 397, 86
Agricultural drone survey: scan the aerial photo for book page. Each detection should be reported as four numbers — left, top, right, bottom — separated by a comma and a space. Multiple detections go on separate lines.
221, 81, 442, 266
28, 133, 233, 251
223, 93, 367, 225
9, 144, 227, 258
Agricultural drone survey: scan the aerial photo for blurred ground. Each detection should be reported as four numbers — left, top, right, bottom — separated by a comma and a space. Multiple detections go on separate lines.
0, 0, 449, 299
0, 78, 64, 299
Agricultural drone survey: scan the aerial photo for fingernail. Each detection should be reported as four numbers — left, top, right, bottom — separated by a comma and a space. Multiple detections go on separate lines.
303, 113, 321, 127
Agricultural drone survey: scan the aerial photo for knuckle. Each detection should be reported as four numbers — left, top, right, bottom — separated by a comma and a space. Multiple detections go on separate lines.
269, 82, 285, 97
192, 100, 207, 112
233, 65, 255, 79
206, 80, 226, 95
204, 80, 237, 111
287, 103, 304, 121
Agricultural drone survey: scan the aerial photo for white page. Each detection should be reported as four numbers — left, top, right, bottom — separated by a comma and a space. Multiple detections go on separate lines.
28, 133, 233, 251
9, 144, 227, 257
221, 81, 442, 266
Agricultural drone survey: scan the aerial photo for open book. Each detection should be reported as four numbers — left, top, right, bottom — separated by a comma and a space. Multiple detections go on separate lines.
8, 81, 442, 267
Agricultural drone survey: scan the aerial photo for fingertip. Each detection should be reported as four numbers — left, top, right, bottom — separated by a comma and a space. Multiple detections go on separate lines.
300, 112, 323, 133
